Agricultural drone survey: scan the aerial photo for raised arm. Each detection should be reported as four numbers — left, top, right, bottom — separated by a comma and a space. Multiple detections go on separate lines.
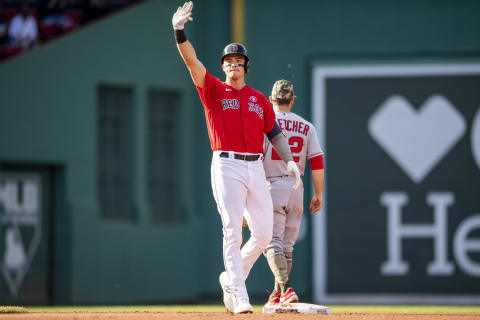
172, 2, 206, 88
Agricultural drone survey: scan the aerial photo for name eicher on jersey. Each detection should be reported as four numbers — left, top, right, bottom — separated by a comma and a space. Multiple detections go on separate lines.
276, 118, 310, 136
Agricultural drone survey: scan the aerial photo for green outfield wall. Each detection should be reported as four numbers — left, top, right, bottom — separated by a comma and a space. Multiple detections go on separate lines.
0, 0, 479, 305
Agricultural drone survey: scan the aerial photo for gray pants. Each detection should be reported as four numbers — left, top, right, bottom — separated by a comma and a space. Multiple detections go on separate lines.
265, 176, 304, 253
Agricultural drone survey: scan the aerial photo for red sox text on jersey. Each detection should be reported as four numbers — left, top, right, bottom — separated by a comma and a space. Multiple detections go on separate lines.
196, 71, 275, 153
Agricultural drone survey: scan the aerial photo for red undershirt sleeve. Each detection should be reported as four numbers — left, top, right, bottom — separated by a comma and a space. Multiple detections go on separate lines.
309, 154, 324, 170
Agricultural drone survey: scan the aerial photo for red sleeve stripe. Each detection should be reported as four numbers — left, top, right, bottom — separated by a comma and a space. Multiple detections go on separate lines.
309, 155, 324, 170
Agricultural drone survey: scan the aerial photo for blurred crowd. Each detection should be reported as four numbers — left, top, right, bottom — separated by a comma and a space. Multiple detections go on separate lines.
0, 0, 140, 62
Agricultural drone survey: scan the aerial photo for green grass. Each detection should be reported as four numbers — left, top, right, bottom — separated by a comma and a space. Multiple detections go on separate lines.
0, 306, 28, 313
21, 305, 480, 314
27, 305, 227, 312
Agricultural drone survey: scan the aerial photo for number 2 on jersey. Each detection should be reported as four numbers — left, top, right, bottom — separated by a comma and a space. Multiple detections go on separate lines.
272, 136, 304, 162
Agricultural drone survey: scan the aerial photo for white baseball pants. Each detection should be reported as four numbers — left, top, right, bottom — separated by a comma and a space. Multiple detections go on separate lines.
211, 151, 273, 301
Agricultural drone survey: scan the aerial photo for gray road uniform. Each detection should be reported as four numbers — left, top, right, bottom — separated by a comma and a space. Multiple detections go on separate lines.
263, 111, 324, 254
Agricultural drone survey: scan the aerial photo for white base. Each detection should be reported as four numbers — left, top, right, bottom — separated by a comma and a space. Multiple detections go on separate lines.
262, 302, 332, 314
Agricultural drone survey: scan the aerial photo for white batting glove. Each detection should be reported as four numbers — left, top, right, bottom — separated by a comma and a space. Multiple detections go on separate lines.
287, 160, 301, 190
172, 1, 194, 30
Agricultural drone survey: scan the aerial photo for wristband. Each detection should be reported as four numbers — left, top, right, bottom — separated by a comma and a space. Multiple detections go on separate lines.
174, 29, 187, 44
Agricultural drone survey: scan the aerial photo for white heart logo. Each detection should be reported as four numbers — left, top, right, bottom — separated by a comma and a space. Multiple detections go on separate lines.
368, 94, 466, 184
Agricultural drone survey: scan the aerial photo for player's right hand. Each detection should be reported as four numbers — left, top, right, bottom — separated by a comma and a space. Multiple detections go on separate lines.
172, 1, 194, 30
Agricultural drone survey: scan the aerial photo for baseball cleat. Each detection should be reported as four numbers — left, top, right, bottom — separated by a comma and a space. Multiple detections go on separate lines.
264, 291, 281, 307
233, 299, 253, 314
219, 272, 234, 313
280, 287, 299, 304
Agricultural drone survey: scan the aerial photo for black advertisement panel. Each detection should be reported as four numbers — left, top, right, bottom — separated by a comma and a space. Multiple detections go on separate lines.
312, 64, 480, 304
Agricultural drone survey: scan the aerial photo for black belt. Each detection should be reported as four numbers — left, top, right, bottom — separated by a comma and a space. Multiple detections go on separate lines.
220, 152, 261, 161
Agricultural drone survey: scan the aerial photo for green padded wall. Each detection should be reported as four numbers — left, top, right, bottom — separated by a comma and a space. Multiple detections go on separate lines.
1, 0, 479, 305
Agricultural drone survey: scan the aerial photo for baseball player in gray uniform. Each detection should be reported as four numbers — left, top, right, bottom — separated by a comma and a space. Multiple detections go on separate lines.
263, 80, 325, 306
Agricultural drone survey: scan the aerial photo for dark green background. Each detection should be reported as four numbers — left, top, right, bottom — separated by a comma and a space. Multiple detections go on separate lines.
0, 0, 479, 305
326, 74, 480, 294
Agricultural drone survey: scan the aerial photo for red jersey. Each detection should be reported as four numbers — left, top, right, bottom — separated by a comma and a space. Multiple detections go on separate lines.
196, 71, 276, 153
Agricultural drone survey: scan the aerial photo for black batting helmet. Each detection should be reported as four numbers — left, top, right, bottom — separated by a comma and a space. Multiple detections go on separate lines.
221, 43, 249, 73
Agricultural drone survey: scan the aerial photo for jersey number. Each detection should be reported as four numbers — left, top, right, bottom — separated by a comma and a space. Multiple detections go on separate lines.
272, 137, 304, 162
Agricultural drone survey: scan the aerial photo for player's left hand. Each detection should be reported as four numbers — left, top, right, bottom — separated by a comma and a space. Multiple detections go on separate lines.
287, 160, 301, 190
309, 194, 323, 214
172, 1, 194, 30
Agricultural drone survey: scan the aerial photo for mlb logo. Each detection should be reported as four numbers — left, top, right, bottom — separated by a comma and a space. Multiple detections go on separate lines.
311, 63, 480, 304
0, 174, 42, 298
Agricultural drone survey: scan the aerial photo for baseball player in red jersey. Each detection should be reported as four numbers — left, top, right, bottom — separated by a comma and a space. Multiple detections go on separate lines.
172, 2, 301, 314
262, 80, 325, 306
